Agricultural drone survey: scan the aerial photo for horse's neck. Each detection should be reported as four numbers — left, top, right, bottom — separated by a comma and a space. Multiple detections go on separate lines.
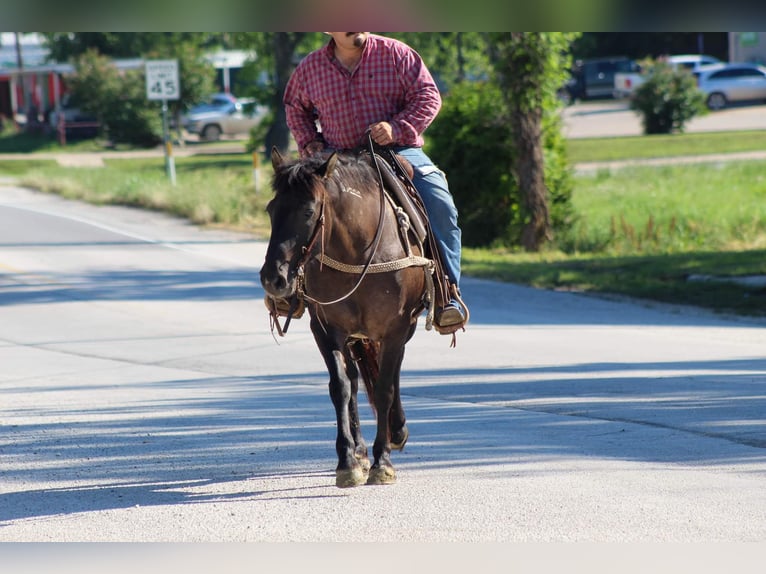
324, 184, 401, 260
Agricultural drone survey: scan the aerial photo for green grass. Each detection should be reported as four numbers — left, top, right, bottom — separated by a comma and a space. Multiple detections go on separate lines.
566, 130, 766, 163
565, 162, 766, 254
15, 154, 273, 236
463, 248, 766, 316
0, 126, 109, 153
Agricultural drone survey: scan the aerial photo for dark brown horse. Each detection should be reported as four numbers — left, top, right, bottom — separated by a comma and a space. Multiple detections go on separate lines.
261, 148, 434, 487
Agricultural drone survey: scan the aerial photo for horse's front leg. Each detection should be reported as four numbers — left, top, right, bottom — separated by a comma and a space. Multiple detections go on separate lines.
312, 322, 368, 488
344, 348, 371, 473
367, 340, 407, 485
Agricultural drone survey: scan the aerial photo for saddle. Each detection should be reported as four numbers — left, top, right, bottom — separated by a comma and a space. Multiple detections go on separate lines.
367, 149, 468, 335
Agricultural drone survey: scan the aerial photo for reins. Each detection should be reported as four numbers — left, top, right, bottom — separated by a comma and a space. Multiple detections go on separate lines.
298, 130, 388, 307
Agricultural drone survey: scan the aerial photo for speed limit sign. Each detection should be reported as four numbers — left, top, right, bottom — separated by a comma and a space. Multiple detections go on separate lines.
146, 59, 180, 101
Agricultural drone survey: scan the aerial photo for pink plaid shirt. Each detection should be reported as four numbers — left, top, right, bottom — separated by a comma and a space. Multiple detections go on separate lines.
284, 34, 442, 153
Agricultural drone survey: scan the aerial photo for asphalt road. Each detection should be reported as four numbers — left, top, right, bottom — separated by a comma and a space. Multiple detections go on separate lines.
562, 99, 766, 139
1, 184, 766, 543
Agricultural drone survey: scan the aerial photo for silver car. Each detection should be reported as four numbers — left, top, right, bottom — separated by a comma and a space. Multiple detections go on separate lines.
182, 96, 267, 141
694, 62, 766, 110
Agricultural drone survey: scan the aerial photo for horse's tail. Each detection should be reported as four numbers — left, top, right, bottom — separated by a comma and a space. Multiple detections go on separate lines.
351, 339, 379, 416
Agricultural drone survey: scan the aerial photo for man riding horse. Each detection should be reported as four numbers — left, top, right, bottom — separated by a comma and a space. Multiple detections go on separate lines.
280, 32, 466, 333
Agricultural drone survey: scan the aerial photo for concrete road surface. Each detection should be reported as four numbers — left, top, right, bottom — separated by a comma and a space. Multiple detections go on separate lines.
562, 100, 766, 139
1, 184, 765, 544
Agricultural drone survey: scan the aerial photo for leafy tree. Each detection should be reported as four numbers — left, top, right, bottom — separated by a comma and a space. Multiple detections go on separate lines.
42, 33, 217, 137
394, 33, 492, 90
488, 32, 579, 251
66, 50, 160, 146
234, 33, 326, 154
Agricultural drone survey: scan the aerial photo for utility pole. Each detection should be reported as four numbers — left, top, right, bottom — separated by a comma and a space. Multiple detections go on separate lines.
14, 32, 30, 126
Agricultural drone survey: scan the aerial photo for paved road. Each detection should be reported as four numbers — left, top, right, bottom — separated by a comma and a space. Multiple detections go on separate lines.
562, 99, 766, 139
1, 184, 765, 542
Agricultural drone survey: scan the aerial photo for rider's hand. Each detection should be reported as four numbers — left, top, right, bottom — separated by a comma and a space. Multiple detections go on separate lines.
369, 122, 395, 146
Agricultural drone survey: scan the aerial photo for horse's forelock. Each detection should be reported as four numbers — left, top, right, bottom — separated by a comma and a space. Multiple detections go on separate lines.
272, 157, 325, 202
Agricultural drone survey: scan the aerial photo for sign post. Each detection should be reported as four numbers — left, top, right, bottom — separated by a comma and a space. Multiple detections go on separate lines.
145, 59, 180, 185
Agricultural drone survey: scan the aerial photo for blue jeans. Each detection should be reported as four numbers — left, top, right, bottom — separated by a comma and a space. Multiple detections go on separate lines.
394, 146, 462, 291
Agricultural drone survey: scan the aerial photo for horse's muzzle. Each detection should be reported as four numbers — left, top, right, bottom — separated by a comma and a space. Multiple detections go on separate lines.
260, 260, 295, 299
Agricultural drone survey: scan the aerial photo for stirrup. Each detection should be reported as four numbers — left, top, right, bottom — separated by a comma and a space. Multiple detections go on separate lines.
433, 285, 469, 340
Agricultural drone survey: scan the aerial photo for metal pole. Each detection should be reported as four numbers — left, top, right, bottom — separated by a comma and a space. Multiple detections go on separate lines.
161, 99, 176, 186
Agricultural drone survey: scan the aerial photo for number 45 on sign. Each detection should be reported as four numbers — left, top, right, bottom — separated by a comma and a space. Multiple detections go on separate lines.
146, 59, 180, 101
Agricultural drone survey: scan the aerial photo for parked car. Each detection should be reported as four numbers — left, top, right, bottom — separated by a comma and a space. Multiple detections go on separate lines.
560, 57, 636, 103
613, 54, 722, 98
693, 62, 766, 110
48, 95, 100, 139
181, 95, 267, 141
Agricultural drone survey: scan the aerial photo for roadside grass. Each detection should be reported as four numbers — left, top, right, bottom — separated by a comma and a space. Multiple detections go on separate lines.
566, 130, 766, 163
2, 128, 765, 317
462, 248, 766, 316
15, 154, 274, 237
0, 127, 109, 153
564, 161, 766, 254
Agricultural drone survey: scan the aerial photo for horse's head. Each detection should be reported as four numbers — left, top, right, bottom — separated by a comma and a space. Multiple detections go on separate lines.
260, 147, 338, 299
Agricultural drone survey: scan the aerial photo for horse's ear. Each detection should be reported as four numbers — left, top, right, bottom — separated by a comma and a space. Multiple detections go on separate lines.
318, 152, 338, 180
271, 146, 284, 170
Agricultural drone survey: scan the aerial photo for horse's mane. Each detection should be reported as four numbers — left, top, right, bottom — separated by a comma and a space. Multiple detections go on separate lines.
271, 152, 377, 200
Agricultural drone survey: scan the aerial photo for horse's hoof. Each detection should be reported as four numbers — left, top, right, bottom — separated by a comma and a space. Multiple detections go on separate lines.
366, 464, 396, 485
391, 425, 409, 451
336, 465, 367, 488
356, 454, 371, 473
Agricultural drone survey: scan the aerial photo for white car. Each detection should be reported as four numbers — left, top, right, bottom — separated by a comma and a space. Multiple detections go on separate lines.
182, 96, 267, 141
613, 54, 723, 99
694, 62, 766, 110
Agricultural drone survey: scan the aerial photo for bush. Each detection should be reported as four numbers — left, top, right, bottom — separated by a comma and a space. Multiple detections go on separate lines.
67, 50, 162, 147
630, 60, 707, 135
426, 81, 574, 248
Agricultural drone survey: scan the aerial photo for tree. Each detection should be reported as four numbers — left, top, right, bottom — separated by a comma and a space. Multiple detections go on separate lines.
489, 32, 578, 251
42, 33, 217, 135
394, 33, 492, 90
233, 33, 328, 153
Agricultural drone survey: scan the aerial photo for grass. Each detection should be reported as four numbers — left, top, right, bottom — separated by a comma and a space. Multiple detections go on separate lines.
566, 130, 766, 163
463, 248, 766, 316
15, 154, 273, 237
565, 162, 766, 254
1, 127, 765, 317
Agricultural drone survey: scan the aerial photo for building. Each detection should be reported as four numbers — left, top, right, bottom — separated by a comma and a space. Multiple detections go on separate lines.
728, 32, 766, 64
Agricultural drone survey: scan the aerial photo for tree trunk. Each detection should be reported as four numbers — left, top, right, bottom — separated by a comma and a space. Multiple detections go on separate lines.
512, 105, 551, 251
266, 32, 303, 153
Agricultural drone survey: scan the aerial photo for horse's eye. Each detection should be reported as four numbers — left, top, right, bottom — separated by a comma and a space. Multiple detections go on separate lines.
304, 208, 315, 219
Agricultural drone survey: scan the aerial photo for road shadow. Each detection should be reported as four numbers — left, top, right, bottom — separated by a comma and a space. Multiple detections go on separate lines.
2, 355, 765, 525
0, 268, 263, 305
